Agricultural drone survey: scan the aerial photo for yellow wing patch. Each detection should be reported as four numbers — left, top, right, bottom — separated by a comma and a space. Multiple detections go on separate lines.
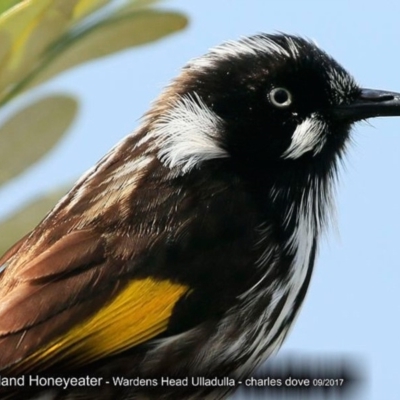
20, 278, 189, 370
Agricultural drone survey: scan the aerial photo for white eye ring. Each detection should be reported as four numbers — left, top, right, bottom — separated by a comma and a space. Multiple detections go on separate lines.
269, 87, 292, 108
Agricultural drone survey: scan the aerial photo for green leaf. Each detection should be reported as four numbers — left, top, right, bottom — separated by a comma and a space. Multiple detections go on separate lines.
117, 0, 160, 13
0, 187, 69, 256
0, 0, 24, 16
72, 0, 110, 21
0, 0, 76, 103
0, 0, 111, 103
0, 95, 78, 184
27, 10, 188, 89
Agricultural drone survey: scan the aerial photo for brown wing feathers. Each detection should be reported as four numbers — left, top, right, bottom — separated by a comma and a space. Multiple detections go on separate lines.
0, 230, 108, 368
0, 154, 214, 376
0, 222, 189, 374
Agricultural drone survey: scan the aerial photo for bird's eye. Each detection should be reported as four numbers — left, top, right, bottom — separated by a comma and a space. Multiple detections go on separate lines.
269, 88, 292, 108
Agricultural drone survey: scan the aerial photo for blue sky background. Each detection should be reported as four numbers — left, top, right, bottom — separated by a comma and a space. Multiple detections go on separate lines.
1, 1, 399, 399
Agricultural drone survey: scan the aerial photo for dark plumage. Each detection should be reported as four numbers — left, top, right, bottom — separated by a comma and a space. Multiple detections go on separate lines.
0, 33, 399, 400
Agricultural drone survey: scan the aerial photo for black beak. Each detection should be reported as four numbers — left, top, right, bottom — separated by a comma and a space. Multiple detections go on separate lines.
333, 88, 400, 121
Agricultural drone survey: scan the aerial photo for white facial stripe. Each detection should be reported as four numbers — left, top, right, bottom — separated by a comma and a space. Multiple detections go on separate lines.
213, 36, 291, 58
326, 67, 357, 103
191, 35, 302, 70
154, 93, 228, 173
282, 115, 327, 159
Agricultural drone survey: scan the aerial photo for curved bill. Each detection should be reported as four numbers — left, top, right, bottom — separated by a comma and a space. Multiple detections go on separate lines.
333, 88, 400, 121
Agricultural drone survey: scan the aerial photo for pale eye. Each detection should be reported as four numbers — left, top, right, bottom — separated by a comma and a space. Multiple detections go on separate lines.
269, 87, 292, 108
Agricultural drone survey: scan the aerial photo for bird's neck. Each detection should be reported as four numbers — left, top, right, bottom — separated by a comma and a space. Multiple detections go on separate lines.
237, 156, 337, 241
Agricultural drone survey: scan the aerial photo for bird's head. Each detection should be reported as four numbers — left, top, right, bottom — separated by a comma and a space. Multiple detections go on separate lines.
149, 33, 400, 184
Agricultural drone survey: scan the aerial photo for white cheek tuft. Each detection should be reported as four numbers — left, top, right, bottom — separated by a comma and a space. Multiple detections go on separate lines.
153, 93, 228, 173
282, 114, 328, 159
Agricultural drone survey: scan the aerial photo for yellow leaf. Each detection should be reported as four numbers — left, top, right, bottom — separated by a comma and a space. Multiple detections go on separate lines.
28, 10, 187, 90
0, 0, 81, 99
116, 0, 160, 13
0, 0, 24, 16
0, 0, 53, 72
0, 95, 78, 184
72, 0, 110, 22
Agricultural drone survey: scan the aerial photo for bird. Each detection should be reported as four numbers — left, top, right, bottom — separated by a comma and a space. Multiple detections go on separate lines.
0, 33, 399, 400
